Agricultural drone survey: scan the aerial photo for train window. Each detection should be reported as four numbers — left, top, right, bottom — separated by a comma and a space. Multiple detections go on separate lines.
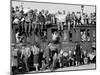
69, 31, 72, 42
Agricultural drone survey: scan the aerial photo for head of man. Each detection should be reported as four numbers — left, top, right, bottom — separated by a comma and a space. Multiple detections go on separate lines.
39, 11, 42, 15
22, 46, 25, 49
58, 11, 62, 15
45, 10, 49, 15
67, 11, 70, 15
34, 9, 38, 14
63, 10, 66, 15
16, 6, 19, 12
41, 9, 45, 14
12, 7, 15, 12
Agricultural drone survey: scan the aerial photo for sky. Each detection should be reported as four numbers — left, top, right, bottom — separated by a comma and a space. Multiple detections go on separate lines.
12, 0, 96, 15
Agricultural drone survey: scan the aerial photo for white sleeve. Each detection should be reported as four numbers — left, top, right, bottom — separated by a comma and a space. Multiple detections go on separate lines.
16, 33, 19, 42
21, 18, 25, 22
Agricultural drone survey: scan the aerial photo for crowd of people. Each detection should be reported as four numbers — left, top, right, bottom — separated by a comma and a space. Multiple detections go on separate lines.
12, 6, 96, 41
11, 41, 96, 74
11, 6, 96, 74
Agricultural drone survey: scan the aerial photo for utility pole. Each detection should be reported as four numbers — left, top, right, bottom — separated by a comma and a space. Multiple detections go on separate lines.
81, 5, 84, 16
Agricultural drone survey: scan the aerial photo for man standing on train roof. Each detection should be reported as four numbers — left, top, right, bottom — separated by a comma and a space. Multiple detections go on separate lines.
38, 11, 45, 35
24, 9, 33, 37
71, 12, 76, 28
15, 6, 22, 20
55, 11, 65, 31
45, 10, 52, 28
32, 9, 38, 32
66, 11, 71, 31
76, 12, 81, 25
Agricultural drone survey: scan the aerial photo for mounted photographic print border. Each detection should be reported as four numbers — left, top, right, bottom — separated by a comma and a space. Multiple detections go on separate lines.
10, 0, 96, 74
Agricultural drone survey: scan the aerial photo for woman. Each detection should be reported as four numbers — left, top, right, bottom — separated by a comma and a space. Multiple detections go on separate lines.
31, 43, 40, 71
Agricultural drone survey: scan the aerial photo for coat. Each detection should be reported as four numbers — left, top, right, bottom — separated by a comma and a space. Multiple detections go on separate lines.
43, 46, 51, 64
38, 14, 45, 24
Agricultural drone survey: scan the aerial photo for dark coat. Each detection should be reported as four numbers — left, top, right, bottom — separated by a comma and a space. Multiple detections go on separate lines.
75, 44, 81, 61
38, 14, 45, 24
32, 13, 37, 22
45, 14, 52, 22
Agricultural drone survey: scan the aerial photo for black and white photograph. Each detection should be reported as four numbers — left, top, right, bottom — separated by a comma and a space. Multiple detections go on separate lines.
11, 0, 96, 74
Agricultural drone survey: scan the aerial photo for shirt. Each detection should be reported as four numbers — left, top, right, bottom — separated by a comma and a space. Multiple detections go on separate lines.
16, 32, 20, 43
49, 44, 56, 51
81, 32, 86, 41
76, 13, 81, 20
22, 47, 31, 57
52, 33, 58, 41
15, 11, 22, 19
33, 13, 38, 22
31, 46, 39, 55
56, 14, 66, 22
